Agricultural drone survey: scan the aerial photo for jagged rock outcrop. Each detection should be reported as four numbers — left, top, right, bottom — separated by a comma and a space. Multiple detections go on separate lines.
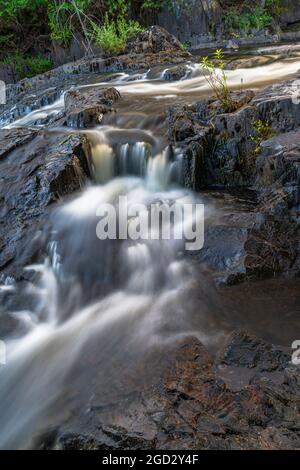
157, 0, 222, 45
168, 79, 300, 282
36, 332, 300, 450
124, 25, 184, 54
0, 128, 91, 279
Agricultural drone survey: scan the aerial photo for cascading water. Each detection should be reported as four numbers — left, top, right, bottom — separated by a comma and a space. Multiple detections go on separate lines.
0, 121, 221, 448
1, 47, 300, 449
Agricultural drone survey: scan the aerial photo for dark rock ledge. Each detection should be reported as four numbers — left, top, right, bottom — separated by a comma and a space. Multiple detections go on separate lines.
0, 128, 91, 281
168, 79, 300, 283
35, 331, 300, 450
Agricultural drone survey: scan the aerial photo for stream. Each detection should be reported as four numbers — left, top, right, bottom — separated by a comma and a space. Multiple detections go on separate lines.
0, 45, 300, 449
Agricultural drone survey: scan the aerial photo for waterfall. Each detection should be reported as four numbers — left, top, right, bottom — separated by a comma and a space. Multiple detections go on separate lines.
1, 46, 300, 449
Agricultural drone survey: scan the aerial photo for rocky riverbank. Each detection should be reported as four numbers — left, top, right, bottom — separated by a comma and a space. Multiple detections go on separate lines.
38, 330, 300, 450
0, 26, 299, 450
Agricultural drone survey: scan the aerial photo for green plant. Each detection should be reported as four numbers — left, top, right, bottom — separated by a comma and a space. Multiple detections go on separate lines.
201, 49, 235, 113
265, 0, 284, 18
182, 41, 191, 50
1, 53, 52, 78
47, 0, 93, 45
0, 0, 38, 18
141, 0, 172, 10
92, 14, 143, 55
250, 7, 272, 31
223, 6, 272, 37
251, 119, 273, 154
47, 2, 74, 44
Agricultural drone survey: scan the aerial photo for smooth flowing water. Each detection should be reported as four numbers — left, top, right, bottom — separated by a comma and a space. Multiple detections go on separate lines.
1, 48, 300, 449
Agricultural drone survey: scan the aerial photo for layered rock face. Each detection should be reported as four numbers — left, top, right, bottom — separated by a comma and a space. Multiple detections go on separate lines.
156, 0, 300, 46
64, 87, 121, 128
157, 0, 221, 45
0, 129, 91, 281
168, 79, 300, 282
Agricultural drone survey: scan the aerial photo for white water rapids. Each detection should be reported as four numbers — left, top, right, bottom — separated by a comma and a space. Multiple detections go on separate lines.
1, 48, 300, 448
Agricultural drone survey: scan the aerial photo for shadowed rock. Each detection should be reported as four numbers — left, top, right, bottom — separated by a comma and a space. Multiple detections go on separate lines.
0, 128, 91, 279
35, 333, 300, 450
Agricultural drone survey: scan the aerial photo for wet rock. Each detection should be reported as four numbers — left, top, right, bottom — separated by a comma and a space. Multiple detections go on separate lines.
0, 128, 38, 158
124, 26, 184, 55
64, 87, 121, 128
0, 128, 91, 279
244, 214, 300, 278
162, 65, 189, 81
1, 47, 189, 127
252, 78, 300, 133
257, 129, 300, 190
168, 91, 255, 189
167, 78, 300, 280
0, 87, 62, 128
167, 78, 300, 189
218, 330, 290, 372
41, 333, 300, 450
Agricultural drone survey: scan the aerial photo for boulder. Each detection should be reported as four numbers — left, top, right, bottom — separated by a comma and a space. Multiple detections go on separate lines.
257, 129, 300, 191
162, 65, 189, 81
167, 91, 256, 189
0, 128, 91, 279
252, 78, 300, 133
64, 87, 121, 128
124, 26, 184, 55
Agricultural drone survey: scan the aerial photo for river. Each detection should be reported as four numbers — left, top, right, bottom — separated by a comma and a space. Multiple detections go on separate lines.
0, 45, 300, 449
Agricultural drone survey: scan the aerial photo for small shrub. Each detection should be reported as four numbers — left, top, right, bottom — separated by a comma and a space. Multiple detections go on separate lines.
201, 49, 235, 113
265, 0, 284, 18
92, 15, 143, 55
1, 53, 52, 79
182, 41, 191, 50
251, 119, 273, 154
223, 7, 272, 37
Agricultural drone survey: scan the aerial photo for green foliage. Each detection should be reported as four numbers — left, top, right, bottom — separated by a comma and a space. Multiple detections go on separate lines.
201, 49, 235, 113
47, 2, 74, 44
223, 7, 272, 37
0, 0, 50, 21
47, 0, 93, 45
0, 1, 93, 45
265, 0, 284, 18
251, 119, 273, 154
92, 14, 144, 54
105, 0, 127, 18
141, 0, 172, 10
1, 53, 52, 78
182, 41, 191, 50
